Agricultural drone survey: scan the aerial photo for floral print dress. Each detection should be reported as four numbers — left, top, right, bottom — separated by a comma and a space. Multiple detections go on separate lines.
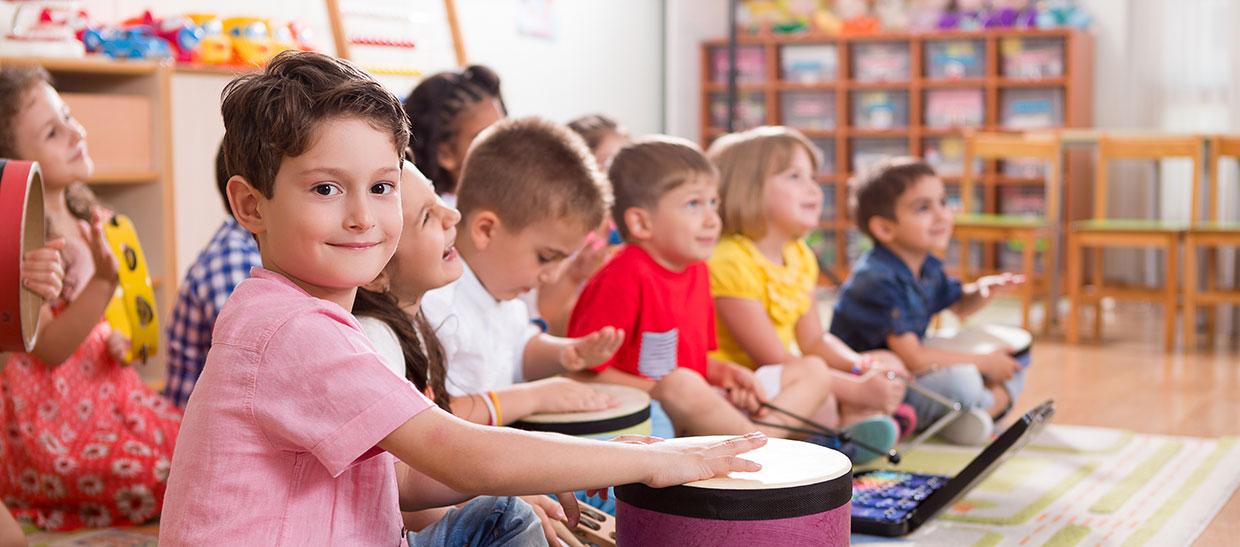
0, 232, 182, 531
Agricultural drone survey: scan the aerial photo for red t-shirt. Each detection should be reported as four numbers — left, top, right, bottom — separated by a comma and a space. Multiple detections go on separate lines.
568, 245, 716, 379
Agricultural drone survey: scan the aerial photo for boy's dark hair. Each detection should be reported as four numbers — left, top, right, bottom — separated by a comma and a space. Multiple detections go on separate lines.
849, 156, 938, 239
403, 65, 505, 196
353, 288, 450, 411
608, 136, 717, 241
567, 114, 619, 151
0, 65, 52, 158
220, 51, 410, 198
214, 142, 233, 217
456, 117, 610, 234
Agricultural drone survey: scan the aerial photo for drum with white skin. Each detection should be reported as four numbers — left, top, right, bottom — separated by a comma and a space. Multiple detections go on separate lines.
511, 383, 653, 438
614, 436, 853, 547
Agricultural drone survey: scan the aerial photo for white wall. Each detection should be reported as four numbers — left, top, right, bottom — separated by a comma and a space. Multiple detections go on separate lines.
91, 0, 665, 279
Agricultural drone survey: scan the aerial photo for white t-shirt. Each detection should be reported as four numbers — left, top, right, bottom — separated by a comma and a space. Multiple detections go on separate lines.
357, 316, 408, 383
421, 263, 540, 396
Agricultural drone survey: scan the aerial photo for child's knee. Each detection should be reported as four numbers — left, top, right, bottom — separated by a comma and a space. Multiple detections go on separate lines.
921, 366, 990, 409
651, 368, 710, 401
865, 349, 908, 373
782, 355, 832, 389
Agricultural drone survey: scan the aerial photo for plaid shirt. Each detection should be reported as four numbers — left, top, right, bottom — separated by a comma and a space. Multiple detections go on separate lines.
164, 218, 262, 407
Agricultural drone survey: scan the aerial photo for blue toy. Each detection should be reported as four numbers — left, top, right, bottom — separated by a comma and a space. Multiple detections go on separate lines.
82, 26, 173, 60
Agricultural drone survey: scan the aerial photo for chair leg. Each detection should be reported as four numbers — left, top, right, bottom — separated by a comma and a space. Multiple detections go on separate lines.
1184, 237, 1198, 351
1042, 236, 1056, 335
1091, 246, 1105, 341
1164, 239, 1179, 352
1020, 233, 1035, 331
1205, 245, 1218, 347
1066, 233, 1081, 344
958, 237, 970, 281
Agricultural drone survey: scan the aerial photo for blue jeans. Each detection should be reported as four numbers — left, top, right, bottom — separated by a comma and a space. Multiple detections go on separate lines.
407, 496, 545, 547
905, 355, 1029, 428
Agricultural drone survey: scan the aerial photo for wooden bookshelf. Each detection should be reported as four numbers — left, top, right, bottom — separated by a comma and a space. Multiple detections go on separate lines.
700, 29, 1093, 281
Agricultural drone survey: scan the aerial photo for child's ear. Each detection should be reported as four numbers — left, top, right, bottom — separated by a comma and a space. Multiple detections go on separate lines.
623, 207, 653, 241
467, 210, 500, 251
437, 142, 461, 177
867, 215, 896, 244
228, 176, 265, 235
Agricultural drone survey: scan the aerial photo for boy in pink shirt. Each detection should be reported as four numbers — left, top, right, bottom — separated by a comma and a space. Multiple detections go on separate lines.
160, 51, 767, 546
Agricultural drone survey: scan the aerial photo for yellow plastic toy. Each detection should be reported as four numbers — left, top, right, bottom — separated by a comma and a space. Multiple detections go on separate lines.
102, 214, 158, 364
186, 14, 234, 65
221, 16, 278, 66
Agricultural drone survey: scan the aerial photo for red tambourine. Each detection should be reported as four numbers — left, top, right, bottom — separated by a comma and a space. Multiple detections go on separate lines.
0, 159, 46, 352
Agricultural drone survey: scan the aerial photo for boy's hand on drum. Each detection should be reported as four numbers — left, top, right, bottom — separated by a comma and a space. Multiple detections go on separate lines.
560, 326, 624, 371
976, 349, 1020, 382
645, 432, 767, 488
521, 493, 580, 545
20, 238, 66, 301
79, 209, 119, 285
531, 377, 618, 414
976, 272, 1025, 299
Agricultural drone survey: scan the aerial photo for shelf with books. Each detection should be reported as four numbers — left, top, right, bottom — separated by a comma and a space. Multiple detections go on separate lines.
700, 28, 1092, 279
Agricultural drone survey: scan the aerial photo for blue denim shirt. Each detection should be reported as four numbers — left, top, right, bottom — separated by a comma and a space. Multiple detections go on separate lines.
829, 244, 963, 352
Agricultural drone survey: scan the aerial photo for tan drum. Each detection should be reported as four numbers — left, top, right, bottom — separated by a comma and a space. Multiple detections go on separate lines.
615, 437, 853, 546
0, 160, 46, 352
925, 324, 1032, 365
512, 383, 652, 438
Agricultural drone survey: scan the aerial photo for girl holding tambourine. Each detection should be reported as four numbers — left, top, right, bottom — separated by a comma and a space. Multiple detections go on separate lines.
0, 66, 181, 532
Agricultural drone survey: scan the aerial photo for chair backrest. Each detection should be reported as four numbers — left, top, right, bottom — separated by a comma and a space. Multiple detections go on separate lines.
1208, 136, 1240, 223
961, 131, 1062, 222
1095, 135, 1204, 223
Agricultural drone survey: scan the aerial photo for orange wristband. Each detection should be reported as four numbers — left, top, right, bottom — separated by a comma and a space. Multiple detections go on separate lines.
487, 390, 502, 426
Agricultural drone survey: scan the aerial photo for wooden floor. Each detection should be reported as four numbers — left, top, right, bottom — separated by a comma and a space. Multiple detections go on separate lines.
976, 300, 1240, 546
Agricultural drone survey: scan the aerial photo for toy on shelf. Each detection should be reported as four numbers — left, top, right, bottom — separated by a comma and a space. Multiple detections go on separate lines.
937, 0, 986, 30
908, 0, 949, 31
82, 25, 172, 60
119, 11, 203, 63
874, 0, 911, 31
185, 14, 232, 64
221, 16, 281, 66
1035, 0, 1091, 30
277, 20, 316, 53
984, 0, 1037, 28
837, 0, 880, 35
0, 0, 86, 58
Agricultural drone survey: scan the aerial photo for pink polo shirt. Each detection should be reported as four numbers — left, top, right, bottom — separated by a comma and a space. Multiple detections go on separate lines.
160, 269, 431, 545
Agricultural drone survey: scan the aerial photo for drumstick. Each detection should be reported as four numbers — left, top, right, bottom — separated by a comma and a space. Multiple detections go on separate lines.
757, 401, 902, 465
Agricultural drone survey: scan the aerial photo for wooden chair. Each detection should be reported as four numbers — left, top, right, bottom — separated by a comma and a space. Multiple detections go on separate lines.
1184, 136, 1240, 349
1065, 135, 1203, 350
955, 131, 1062, 332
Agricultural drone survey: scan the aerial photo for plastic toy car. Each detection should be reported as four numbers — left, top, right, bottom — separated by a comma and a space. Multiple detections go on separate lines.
82, 26, 172, 60
186, 14, 233, 65
221, 16, 277, 66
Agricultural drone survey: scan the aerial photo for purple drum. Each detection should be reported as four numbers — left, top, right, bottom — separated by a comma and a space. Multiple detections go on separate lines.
615, 437, 852, 546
